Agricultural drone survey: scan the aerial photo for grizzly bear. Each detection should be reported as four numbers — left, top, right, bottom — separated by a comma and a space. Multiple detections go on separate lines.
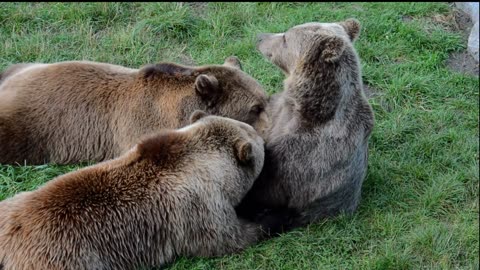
0, 112, 266, 270
237, 19, 375, 229
0, 56, 268, 165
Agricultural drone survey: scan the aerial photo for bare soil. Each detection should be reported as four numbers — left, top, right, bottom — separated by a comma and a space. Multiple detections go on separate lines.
444, 4, 479, 77
402, 4, 478, 77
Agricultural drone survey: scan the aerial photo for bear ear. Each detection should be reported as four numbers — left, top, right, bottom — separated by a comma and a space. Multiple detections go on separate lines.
234, 139, 253, 164
195, 74, 220, 106
318, 35, 345, 62
338, 18, 361, 42
189, 110, 208, 124
223, 56, 243, 70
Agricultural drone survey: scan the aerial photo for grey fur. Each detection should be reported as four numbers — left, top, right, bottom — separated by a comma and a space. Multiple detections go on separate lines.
238, 19, 375, 229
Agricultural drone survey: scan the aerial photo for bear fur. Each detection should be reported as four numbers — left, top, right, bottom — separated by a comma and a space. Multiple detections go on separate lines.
237, 19, 375, 229
0, 57, 268, 165
0, 112, 266, 270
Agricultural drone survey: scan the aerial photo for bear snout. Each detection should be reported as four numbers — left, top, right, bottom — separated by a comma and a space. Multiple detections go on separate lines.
256, 33, 271, 48
257, 33, 269, 42
256, 33, 276, 60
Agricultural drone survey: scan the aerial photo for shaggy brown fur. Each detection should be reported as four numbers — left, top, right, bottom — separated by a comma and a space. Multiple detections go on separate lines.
0, 57, 268, 165
0, 113, 265, 270
237, 19, 375, 229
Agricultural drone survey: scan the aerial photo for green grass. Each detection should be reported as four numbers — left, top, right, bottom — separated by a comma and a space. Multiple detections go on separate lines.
1, 2, 478, 269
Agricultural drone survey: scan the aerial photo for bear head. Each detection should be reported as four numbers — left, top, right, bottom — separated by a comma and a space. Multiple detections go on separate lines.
138, 57, 270, 136
256, 18, 361, 75
138, 110, 265, 206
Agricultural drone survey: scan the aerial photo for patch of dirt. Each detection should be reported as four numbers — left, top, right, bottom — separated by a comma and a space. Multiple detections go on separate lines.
177, 53, 196, 66
434, 5, 473, 39
363, 83, 380, 99
351, 4, 364, 12
410, 8, 471, 37
417, 3, 479, 77
401, 4, 478, 76
445, 51, 479, 77
363, 83, 395, 112
444, 6, 479, 77
402, 15, 413, 23
156, 44, 196, 66
183, 2, 208, 17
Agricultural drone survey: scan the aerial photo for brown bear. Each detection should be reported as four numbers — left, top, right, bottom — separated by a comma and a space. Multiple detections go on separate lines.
0, 112, 266, 270
0, 56, 268, 165
237, 19, 375, 229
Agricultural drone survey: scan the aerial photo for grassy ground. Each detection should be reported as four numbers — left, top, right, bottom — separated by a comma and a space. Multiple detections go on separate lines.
0, 2, 478, 269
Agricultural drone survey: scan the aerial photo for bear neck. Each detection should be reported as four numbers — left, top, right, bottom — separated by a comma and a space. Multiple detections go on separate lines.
287, 60, 341, 125
287, 55, 361, 126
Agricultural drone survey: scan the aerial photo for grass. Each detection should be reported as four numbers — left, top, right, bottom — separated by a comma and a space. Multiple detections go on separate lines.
0, 2, 478, 269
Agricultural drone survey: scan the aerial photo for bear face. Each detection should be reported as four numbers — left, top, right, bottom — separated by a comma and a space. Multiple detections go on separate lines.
203, 64, 269, 136
182, 110, 265, 205
0, 57, 269, 165
0, 113, 266, 269
256, 19, 360, 75
138, 57, 269, 135
137, 110, 265, 206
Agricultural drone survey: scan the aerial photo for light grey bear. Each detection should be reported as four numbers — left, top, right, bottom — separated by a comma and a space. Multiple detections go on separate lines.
237, 19, 375, 230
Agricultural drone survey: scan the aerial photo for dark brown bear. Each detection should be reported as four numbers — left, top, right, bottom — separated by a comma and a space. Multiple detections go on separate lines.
0, 112, 265, 270
0, 57, 268, 165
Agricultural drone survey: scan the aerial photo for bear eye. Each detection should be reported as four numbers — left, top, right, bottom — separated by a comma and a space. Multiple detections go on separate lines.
282, 34, 287, 47
250, 105, 264, 115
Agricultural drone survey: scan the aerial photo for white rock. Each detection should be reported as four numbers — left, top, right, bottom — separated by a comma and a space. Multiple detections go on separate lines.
468, 21, 479, 62
455, 2, 479, 62
456, 2, 479, 23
